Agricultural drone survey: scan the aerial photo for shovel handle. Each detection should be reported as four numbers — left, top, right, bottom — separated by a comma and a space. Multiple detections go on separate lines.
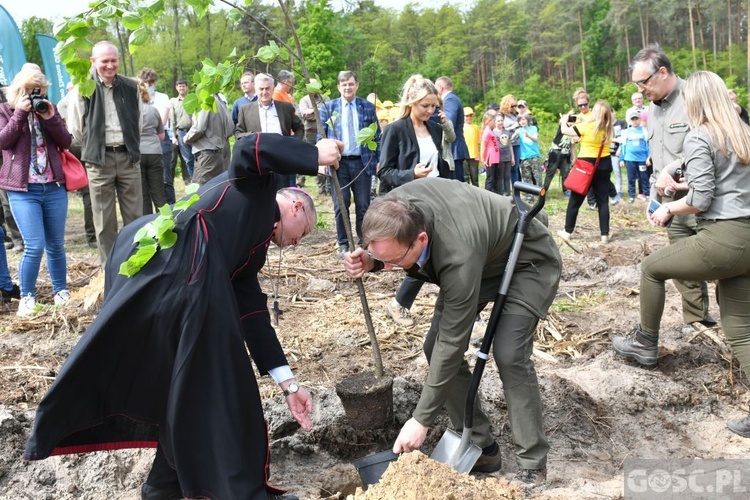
463, 182, 546, 430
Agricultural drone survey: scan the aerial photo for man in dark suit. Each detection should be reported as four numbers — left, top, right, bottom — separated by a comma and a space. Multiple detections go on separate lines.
436, 76, 470, 183
318, 70, 381, 256
236, 73, 304, 189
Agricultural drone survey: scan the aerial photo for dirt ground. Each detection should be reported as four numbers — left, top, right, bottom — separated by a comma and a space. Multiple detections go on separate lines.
1, 189, 748, 500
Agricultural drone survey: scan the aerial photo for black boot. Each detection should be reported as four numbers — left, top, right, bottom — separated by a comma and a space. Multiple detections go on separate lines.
140, 483, 183, 500
727, 414, 750, 438
612, 324, 659, 367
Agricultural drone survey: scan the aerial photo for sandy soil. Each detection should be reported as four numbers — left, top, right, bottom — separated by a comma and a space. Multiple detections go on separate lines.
1, 191, 747, 500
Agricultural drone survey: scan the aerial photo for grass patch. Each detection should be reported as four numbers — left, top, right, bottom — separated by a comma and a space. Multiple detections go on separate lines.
551, 290, 608, 313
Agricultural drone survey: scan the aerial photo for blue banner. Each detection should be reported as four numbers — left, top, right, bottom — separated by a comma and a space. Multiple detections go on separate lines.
0, 4, 27, 86
36, 34, 70, 105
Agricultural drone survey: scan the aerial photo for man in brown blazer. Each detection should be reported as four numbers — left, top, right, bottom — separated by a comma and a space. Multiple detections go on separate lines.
235, 73, 304, 188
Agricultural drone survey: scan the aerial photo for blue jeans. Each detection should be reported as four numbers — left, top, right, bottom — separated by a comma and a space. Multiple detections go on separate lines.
177, 130, 195, 179
0, 226, 13, 291
332, 157, 372, 248
8, 183, 68, 297
453, 159, 465, 183
511, 144, 521, 185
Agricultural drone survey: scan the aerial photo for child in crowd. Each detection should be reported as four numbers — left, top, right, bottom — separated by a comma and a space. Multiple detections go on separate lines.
518, 114, 543, 198
481, 111, 500, 193
619, 109, 650, 202
496, 114, 514, 195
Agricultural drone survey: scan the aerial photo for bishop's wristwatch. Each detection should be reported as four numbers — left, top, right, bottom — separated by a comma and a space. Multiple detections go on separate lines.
283, 382, 299, 397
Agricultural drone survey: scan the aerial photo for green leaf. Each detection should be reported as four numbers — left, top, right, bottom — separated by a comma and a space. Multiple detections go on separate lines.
134, 223, 155, 242
158, 204, 173, 217
356, 122, 377, 147
306, 80, 323, 94
183, 93, 200, 114
121, 12, 143, 31
185, 183, 200, 195
152, 216, 175, 237
129, 28, 149, 50
78, 80, 97, 98
98, 5, 118, 17
159, 230, 178, 249
256, 45, 277, 64
136, 236, 157, 247
118, 243, 158, 277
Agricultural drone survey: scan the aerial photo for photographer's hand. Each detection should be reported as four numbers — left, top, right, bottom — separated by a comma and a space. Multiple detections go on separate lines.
15, 94, 32, 113
37, 101, 56, 121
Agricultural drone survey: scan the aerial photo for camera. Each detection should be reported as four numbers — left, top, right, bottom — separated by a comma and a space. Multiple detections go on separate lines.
567, 113, 577, 124
29, 88, 49, 114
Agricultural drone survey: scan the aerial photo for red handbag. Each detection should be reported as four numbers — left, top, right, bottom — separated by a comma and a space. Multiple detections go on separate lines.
58, 148, 89, 192
564, 141, 605, 195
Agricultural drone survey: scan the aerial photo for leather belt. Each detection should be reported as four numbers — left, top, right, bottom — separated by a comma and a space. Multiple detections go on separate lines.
341, 155, 361, 160
105, 145, 127, 152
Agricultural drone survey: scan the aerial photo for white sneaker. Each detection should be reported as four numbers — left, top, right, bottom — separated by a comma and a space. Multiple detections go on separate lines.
557, 230, 571, 241
601, 235, 610, 244
54, 289, 71, 306
17, 295, 38, 317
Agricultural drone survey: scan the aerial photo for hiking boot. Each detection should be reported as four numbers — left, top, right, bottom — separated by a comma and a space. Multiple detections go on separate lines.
1, 284, 20, 302
612, 325, 659, 367
385, 299, 415, 327
512, 467, 547, 486
727, 415, 750, 438
54, 289, 71, 306
470, 444, 502, 473
337, 245, 349, 260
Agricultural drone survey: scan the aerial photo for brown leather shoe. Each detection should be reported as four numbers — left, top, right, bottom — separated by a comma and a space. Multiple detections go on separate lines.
470, 446, 502, 473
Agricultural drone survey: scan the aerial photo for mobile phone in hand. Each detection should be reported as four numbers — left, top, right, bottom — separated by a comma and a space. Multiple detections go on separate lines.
648, 199, 672, 228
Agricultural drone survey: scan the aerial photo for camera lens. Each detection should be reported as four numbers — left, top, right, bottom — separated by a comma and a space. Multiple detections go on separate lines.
32, 99, 49, 114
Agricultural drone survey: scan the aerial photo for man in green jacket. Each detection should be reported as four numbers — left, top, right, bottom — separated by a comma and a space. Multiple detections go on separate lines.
343, 178, 561, 486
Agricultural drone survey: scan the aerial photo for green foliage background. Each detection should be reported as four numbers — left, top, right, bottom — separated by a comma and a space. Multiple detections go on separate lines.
18, 0, 750, 136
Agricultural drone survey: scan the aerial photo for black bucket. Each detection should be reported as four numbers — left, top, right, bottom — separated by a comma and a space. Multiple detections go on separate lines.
352, 450, 399, 490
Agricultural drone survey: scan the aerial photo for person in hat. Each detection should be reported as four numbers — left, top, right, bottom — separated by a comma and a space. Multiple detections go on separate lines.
619, 108, 651, 202
463, 106, 481, 186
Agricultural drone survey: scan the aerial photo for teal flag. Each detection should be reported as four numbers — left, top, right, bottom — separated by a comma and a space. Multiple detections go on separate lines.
37, 34, 70, 104
0, 4, 27, 85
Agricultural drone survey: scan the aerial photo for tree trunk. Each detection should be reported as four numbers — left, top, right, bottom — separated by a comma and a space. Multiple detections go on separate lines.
695, 1, 707, 68
688, 0, 698, 71
206, 13, 212, 59
637, 1, 646, 47
728, 0, 733, 75
115, 22, 130, 77
578, 10, 587, 90
173, 0, 184, 80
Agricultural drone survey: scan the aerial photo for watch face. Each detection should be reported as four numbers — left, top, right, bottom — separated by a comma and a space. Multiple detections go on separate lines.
286, 383, 299, 394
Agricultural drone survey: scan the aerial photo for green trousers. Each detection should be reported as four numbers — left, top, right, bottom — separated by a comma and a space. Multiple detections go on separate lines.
666, 213, 712, 323
424, 296, 549, 469
641, 218, 750, 375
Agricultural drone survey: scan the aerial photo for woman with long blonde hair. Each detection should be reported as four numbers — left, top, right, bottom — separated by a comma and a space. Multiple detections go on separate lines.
613, 73, 750, 435
0, 64, 72, 316
377, 74, 451, 327
557, 99, 614, 243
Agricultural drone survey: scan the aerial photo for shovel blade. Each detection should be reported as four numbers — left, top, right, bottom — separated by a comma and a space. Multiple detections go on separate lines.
430, 428, 483, 473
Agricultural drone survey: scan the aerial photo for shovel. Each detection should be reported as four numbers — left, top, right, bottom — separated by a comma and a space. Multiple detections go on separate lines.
430, 181, 547, 473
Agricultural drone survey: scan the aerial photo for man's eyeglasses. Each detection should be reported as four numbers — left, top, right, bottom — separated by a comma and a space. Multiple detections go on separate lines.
366, 242, 413, 267
633, 70, 659, 87
577, 102, 590, 108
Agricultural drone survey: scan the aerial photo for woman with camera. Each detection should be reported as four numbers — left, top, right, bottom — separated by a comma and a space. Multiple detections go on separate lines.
557, 100, 615, 244
613, 72, 750, 436
0, 64, 72, 317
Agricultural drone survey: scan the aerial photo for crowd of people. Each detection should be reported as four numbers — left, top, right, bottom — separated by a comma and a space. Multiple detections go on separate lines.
2, 40, 750, 499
